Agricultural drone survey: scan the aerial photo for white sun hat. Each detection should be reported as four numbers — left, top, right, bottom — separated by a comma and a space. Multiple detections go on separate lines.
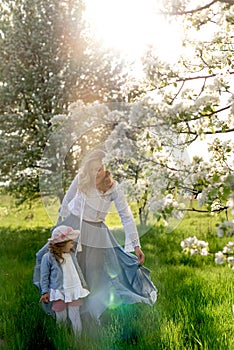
48, 225, 80, 244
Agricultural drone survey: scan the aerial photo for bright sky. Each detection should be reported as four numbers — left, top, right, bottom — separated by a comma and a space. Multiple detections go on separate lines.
84, 0, 183, 64
84, 0, 234, 163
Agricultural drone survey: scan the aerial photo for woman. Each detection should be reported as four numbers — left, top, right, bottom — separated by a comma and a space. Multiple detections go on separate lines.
34, 149, 157, 322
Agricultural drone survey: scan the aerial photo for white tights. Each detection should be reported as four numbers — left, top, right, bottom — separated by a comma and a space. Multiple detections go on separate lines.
55, 305, 82, 335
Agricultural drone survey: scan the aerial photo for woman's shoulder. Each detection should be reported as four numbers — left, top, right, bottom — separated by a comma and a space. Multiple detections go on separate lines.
111, 180, 125, 191
109, 180, 118, 190
108, 181, 125, 200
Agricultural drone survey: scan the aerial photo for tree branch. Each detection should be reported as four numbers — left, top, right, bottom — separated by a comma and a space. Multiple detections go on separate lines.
176, 104, 232, 124
180, 205, 229, 213
175, 1, 219, 15
170, 80, 186, 104
141, 155, 182, 172
176, 71, 234, 83
202, 128, 234, 135
145, 71, 234, 93
197, 103, 231, 117
180, 127, 234, 135
197, 77, 207, 98
160, 0, 234, 16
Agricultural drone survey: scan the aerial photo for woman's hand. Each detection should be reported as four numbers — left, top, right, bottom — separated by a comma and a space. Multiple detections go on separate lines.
134, 246, 145, 264
40, 293, 50, 304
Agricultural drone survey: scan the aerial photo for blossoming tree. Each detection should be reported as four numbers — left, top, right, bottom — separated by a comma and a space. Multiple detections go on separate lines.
44, 1, 234, 232
41, 7, 234, 271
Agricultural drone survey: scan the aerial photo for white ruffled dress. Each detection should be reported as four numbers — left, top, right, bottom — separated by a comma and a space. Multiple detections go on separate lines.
49, 253, 89, 303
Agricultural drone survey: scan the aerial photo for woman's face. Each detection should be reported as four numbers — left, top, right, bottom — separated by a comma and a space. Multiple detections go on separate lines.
89, 160, 105, 184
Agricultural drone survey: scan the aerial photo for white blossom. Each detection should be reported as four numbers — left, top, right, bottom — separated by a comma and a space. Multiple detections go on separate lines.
215, 251, 225, 265
227, 256, 234, 270
180, 236, 209, 256
227, 198, 234, 216
217, 227, 224, 238
197, 191, 208, 207
223, 242, 234, 254
200, 248, 209, 256
217, 220, 234, 237
211, 201, 223, 211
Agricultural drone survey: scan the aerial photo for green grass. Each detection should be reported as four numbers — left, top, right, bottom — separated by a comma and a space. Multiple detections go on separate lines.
0, 195, 234, 349
0, 194, 55, 228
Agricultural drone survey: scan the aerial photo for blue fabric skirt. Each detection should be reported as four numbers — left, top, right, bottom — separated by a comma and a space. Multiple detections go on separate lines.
58, 214, 157, 321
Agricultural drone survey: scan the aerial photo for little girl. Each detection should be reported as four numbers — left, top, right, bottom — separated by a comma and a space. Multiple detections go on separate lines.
40, 225, 89, 335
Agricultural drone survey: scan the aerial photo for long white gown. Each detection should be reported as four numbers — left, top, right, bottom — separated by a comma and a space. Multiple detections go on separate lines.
34, 177, 157, 321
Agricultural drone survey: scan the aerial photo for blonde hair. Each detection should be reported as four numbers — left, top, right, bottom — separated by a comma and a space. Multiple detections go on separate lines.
78, 149, 114, 194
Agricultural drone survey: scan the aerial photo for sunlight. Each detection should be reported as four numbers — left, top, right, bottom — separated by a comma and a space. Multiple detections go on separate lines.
85, 0, 183, 63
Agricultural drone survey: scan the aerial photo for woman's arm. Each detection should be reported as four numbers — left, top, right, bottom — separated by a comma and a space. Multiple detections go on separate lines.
134, 246, 145, 264
59, 174, 79, 218
112, 184, 144, 263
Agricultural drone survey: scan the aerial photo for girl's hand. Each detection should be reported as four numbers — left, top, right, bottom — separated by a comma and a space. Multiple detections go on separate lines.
40, 293, 50, 304
134, 246, 145, 264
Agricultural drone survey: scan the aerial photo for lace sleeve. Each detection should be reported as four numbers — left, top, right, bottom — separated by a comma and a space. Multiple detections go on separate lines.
59, 174, 79, 218
112, 184, 140, 252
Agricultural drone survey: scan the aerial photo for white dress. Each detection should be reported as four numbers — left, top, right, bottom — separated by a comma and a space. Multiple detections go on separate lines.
49, 253, 89, 303
52, 175, 157, 321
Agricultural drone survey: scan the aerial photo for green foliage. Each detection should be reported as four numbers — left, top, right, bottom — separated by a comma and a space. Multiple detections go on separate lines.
0, 0, 127, 203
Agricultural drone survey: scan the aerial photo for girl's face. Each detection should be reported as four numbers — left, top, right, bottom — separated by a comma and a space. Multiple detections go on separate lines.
89, 160, 105, 184
62, 240, 74, 253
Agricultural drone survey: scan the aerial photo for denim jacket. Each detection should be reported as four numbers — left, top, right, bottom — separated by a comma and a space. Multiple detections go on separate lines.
40, 251, 87, 295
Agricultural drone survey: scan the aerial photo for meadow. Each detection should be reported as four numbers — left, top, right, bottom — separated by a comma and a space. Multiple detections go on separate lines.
0, 194, 233, 349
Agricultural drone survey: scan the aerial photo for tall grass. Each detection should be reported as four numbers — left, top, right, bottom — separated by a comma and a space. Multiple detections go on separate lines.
0, 195, 233, 349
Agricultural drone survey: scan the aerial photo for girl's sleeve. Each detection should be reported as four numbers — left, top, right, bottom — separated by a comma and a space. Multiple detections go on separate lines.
33, 243, 49, 290
59, 174, 79, 218
40, 253, 51, 295
112, 184, 140, 252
